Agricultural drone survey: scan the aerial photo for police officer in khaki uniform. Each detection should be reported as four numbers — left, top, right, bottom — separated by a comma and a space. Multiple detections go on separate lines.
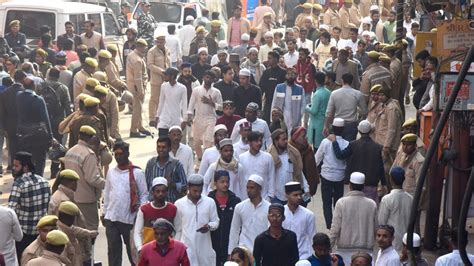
360, 51, 392, 103
21, 215, 58, 265
68, 97, 107, 147
367, 84, 382, 124
93, 74, 120, 140
26, 230, 70, 266
339, 0, 353, 39
349, 0, 362, 27
391, 133, 425, 195
73, 57, 97, 100
98, 50, 125, 93
398, 118, 426, 156
63, 126, 104, 263
295, 3, 313, 29
323, 0, 341, 30
56, 201, 98, 266
93, 84, 118, 139
126, 38, 149, 138
147, 34, 170, 127
372, 85, 402, 177
48, 170, 80, 215
382, 45, 403, 104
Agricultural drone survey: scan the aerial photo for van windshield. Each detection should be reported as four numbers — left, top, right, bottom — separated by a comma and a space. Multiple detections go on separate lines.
134, 3, 181, 24
5, 10, 56, 39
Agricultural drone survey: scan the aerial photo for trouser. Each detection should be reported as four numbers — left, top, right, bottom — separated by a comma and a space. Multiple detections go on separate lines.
130, 91, 144, 133
6, 132, 17, 169
303, 93, 312, 127
148, 82, 162, 121
77, 202, 99, 262
16, 233, 37, 264
0, 130, 4, 173
341, 121, 358, 141
105, 220, 135, 266
158, 128, 169, 138
321, 177, 344, 229
363, 185, 379, 205
50, 121, 63, 179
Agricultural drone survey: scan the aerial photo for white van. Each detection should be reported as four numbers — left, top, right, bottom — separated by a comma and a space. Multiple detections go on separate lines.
0, 1, 125, 67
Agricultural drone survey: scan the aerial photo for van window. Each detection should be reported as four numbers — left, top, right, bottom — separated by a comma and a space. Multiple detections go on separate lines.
69, 14, 86, 35
5, 10, 56, 39
134, 3, 181, 23
86, 13, 102, 34
103, 13, 119, 36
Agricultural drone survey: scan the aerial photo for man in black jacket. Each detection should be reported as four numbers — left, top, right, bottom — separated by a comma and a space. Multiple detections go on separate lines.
0, 70, 26, 169
208, 170, 241, 266
259, 51, 286, 123
16, 77, 53, 177
330, 120, 386, 203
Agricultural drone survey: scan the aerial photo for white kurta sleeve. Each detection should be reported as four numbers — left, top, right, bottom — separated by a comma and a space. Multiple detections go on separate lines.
135, 170, 149, 206
228, 204, 242, 254
267, 157, 276, 199
203, 165, 215, 196
156, 85, 166, 118
307, 211, 317, 242
133, 208, 145, 251
208, 200, 220, 231
186, 149, 195, 177
180, 86, 188, 121
174, 203, 183, 241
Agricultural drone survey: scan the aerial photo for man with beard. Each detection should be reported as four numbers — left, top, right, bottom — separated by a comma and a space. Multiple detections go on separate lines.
233, 69, 262, 117
198, 125, 228, 176
204, 139, 246, 199
384, 11, 397, 44
169, 126, 194, 177
231, 103, 272, 150
259, 51, 286, 122
102, 141, 148, 266
370, 8, 387, 43
174, 174, 220, 266
295, 47, 316, 127
192, 47, 212, 84
187, 70, 223, 160
9, 152, 51, 261
271, 68, 306, 135
144, 137, 188, 203
56, 21, 82, 51
155, 67, 187, 138
148, 34, 171, 127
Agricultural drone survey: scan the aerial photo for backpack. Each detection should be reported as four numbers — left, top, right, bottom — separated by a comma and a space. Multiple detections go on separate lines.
38, 82, 62, 122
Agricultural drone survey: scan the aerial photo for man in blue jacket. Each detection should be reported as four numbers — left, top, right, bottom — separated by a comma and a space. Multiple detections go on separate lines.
271, 67, 306, 135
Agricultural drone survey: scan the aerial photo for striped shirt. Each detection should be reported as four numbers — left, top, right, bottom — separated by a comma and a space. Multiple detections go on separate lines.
8, 173, 51, 235
144, 157, 187, 203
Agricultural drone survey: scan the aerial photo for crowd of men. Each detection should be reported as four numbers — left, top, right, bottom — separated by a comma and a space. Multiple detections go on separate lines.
0, 0, 472, 265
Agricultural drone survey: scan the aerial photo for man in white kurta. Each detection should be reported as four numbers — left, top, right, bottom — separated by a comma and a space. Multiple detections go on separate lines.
0, 206, 23, 266
156, 68, 188, 136
169, 126, 194, 176
239, 131, 275, 200
228, 175, 270, 254
187, 70, 223, 160
230, 102, 272, 150
203, 139, 247, 199
198, 125, 228, 176
174, 174, 220, 266
375, 225, 400, 266
283, 182, 316, 260
233, 121, 251, 158
378, 166, 413, 252
178, 16, 196, 58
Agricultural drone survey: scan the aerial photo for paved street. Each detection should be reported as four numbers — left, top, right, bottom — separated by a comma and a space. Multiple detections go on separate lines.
1, 89, 472, 265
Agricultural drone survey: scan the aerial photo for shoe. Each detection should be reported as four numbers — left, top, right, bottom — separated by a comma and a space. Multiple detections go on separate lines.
129, 132, 147, 138
139, 129, 151, 136
149, 121, 156, 127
